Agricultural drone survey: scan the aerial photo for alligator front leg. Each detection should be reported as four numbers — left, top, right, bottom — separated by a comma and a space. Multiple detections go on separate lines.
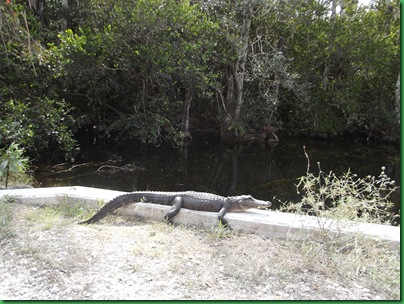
218, 206, 232, 229
163, 196, 183, 223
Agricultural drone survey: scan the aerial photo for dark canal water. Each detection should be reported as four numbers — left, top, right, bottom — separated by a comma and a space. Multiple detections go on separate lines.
35, 134, 400, 215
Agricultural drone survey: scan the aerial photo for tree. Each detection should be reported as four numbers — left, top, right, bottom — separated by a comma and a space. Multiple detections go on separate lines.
1, 0, 399, 158
201, 0, 255, 138
274, 0, 400, 140
49, 0, 220, 145
203, 0, 305, 138
0, 1, 77, 160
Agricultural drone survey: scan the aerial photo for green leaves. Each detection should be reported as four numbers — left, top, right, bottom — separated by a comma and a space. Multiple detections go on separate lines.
275, 0, 399, 139
0, 98, 77, 160
0, 143, 31, 188
45, 0, 221, 146
0, 0, 399, 156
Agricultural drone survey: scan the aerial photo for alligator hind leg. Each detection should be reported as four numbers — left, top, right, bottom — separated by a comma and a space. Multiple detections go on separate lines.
163, 196, 183, 224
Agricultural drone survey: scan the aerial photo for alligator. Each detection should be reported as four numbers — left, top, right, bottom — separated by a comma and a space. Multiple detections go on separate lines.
78, 191, 271, 228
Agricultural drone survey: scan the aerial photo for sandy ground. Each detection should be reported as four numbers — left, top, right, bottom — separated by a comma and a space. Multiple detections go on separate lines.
0, 203, 399, 300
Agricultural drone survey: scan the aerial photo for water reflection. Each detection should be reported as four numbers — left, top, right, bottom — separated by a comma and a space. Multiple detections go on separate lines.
36, 134, 400, 213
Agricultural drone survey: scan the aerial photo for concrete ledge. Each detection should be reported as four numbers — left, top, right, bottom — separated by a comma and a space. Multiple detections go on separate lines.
0, 186, 399, 250
0, 186, 127, 206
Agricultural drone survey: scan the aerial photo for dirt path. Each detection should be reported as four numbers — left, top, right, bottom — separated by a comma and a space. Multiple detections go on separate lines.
0, 204, 399, 300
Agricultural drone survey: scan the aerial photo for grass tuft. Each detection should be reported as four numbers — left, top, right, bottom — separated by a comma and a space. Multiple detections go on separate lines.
0, 197, 15, 238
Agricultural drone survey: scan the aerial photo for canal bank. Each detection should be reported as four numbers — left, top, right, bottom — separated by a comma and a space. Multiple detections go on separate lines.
0, 186, 399, 251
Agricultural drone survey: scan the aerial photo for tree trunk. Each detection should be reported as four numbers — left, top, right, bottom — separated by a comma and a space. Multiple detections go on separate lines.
182, 87, 193, 140
234, 2, 252, 120
331, 0, 337, 19
222, 1, 253, 138
61, 0, 68, 31
222, 66, 236, 136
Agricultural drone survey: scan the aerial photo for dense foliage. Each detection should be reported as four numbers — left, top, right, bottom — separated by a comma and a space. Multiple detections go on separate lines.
0, 0, 400, 160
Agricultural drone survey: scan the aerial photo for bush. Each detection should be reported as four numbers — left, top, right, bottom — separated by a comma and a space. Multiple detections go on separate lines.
0, 143, 33, 189
278, 147, 399, 292
282, 146, 398, 225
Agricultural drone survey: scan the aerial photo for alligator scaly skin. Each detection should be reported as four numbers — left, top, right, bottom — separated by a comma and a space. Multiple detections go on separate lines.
79, 191, 271, 228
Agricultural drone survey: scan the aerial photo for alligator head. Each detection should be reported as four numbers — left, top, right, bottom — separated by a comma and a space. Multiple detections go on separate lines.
227, 195, 272, 212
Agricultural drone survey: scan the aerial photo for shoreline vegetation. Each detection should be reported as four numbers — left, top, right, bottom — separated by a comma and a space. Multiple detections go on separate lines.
0, 0, 399, 162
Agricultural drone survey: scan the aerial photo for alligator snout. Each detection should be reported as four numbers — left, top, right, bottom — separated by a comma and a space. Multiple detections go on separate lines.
256, 199, 272, 209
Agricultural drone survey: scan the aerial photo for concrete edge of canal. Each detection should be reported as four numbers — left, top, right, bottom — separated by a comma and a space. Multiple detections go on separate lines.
0, 186, 400, 251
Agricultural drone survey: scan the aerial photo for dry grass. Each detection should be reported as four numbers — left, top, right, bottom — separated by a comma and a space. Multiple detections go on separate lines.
0, 200, 400, 300
0, 197, 15, 238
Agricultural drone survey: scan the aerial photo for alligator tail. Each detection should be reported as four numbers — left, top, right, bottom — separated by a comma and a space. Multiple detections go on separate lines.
78, 193, 136, 224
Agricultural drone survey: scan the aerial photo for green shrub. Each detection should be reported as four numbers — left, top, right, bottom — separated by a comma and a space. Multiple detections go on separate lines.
0, 143, 33, 188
